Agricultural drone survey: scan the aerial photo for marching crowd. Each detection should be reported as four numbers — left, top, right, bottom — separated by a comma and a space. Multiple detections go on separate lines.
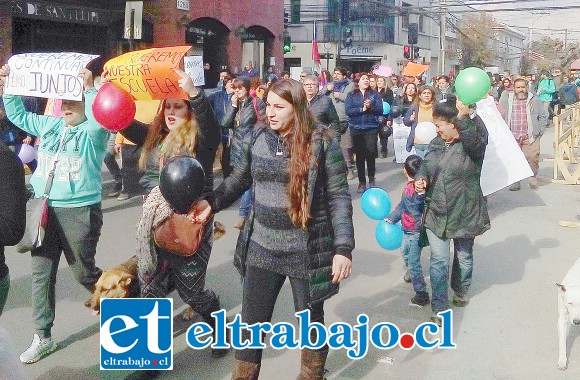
0, 56, 567, 379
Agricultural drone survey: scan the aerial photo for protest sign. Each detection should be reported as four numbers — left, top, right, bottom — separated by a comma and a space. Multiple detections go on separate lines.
183, 56, 205, 86
104, 46, 191, 100
476, 96, 533, 196
5, 53, 98, 101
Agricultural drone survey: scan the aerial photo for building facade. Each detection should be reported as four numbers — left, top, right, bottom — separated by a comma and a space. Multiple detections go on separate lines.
282, 0, 466, 79
0, 0, 284, 86
490, 24, 526, 76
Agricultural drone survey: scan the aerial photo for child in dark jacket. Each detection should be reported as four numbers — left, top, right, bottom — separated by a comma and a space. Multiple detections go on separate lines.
386, 155, 429, 306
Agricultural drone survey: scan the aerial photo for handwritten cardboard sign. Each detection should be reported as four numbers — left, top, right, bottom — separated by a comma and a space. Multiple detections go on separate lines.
183, 56, 205, 86
104, 46, 191, 100
5, 53, 98, 101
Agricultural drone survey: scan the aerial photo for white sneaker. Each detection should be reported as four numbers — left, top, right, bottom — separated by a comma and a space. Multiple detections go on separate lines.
20, 334, 57, 363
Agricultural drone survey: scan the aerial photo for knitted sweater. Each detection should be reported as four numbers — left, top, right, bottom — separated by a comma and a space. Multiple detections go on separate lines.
212, 124, 355, 303
246, 127, 309, 278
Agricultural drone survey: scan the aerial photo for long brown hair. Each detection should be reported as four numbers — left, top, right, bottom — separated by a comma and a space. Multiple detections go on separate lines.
138, 99, 200, 170
268, 79, 315, 230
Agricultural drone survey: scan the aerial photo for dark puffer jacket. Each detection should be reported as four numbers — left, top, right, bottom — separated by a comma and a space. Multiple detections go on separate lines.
212, 124, 355, 305
307, 93, 340, 135
222, 96, 266, 166
389, 95, 414, 119
416, 116, 490, 239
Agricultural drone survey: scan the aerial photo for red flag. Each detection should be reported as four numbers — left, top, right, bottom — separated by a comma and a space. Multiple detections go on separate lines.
312, 21, 326, 88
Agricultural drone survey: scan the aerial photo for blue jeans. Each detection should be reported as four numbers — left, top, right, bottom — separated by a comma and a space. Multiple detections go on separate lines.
239, 187, 252, 217
426, 229, 474, 312
401, 232, 426, 293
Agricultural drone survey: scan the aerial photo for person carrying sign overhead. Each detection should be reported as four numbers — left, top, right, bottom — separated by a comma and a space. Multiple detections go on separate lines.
118, 66, 226, 359
0, 60, 109, 364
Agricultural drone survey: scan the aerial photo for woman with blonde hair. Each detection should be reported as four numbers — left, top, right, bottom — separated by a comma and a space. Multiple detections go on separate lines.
120, 68, 226, 358
193, 79, 355, 379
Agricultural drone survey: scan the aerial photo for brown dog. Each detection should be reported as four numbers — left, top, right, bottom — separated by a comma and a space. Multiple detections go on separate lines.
86, 221, 226, 318
85, 255, 139, 315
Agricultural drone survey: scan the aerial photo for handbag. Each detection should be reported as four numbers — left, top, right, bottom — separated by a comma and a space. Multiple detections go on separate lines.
16, 196, 49, 253
16, 129, 67, 253
153, 208, 206, 257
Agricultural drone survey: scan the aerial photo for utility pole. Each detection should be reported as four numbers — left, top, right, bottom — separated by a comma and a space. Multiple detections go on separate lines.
564, 28, 568, 50
439, 0, 446, 75
337, 0, 343, 66
337, 10, 342, 65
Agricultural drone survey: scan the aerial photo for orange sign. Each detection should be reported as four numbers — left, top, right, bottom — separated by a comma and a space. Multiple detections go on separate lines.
401, 62, 430, 78
104, 46, 191, 101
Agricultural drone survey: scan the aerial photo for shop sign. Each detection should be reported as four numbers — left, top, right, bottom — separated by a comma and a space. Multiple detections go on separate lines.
340, 43, 385, 58
11, 0, 108, 25
177, 0, 190, 11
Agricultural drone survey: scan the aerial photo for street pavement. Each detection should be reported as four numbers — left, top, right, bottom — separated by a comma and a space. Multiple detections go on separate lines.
2, 130, 580, 379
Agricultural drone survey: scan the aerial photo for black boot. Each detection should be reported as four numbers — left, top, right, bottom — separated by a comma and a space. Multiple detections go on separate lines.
200, 299, 230, 358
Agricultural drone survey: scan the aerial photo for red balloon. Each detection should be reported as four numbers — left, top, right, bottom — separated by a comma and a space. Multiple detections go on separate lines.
92, 82, 136, 131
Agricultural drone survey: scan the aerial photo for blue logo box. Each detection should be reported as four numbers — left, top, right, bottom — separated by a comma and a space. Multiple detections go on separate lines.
100, 298, 173, 370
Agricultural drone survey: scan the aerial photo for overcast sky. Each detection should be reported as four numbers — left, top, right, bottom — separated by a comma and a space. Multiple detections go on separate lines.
469, 0, 580, 43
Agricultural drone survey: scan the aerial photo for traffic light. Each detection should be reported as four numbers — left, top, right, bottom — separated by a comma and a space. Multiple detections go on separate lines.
413, 47, 420, 59
284, 11, 289, 29
408, 23, 418, 45
404, 45, 411, 59
283, 32, 291, 54
343, 28, 352, 48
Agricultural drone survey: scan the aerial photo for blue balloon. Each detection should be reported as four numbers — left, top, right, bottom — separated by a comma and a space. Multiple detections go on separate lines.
375, 221, 403, 250
361, 187, 391, 220
382, 101, 391, 115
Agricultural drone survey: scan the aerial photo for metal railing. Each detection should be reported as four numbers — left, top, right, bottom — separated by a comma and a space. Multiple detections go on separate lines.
552, 103, 580, 184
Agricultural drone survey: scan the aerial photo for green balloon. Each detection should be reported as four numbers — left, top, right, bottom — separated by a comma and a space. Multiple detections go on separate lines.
454, 67, 491, 105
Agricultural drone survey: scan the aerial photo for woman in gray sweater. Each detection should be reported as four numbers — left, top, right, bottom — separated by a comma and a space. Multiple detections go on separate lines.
195, 79, 355, 379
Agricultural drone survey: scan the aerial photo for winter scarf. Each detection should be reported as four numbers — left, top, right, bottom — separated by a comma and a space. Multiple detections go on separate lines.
136, 186, 173, 286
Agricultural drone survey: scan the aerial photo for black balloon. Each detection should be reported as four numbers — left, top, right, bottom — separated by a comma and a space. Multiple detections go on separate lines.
159, 156, 206, 214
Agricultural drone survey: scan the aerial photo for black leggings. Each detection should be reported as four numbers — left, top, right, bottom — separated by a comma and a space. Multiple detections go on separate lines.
236, 265, 325, 364
352, 130, 378, 183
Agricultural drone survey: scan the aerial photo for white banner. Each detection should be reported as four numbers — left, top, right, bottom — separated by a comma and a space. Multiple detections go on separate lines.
183, 56, 205, 86
5, 53, 98, 101
392, 119, 416, 163
476, 96, 534, 196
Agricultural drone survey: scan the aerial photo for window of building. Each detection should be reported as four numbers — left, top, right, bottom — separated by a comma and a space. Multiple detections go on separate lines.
402, 2, 411, 29
291, 0, 300, 23
327, 0, 338, 23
